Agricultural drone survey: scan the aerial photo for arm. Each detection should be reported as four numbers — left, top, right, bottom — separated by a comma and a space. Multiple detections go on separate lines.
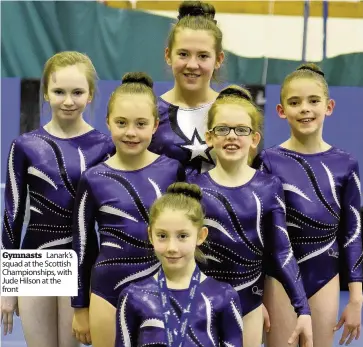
71, 172, 99, 308
1, 139, 28, 249
115, 287, 140, 347
265, 177, 311, 316
218, 285, 244, 347
251, 149, 272, 173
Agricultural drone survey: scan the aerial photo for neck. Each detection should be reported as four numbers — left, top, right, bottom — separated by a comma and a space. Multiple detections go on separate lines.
110, 149, 155, 171
46, 116, 90, 138
211, 158, 254, 187
163, 260, 197, 289
173, 84, 215, 108
286, 131, 330, 154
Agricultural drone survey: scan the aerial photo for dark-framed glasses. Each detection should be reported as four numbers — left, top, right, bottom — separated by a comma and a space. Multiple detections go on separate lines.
208, 125, 253, 136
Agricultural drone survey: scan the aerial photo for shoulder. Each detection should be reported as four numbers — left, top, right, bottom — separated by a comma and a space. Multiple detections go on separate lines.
186, 171, 208, 185
81, 163, 107, 182
119, 277, 158, 304
253, 170, 283, 190
330, 147, 359, 170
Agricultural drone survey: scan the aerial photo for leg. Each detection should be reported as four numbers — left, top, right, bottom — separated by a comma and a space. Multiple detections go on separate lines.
89, 293, 116, 347
57, 296, 79, 347
18, 296, 58, 347
263, 277, 298, 347
243, 304, 263, 347
309, 275, 340, 347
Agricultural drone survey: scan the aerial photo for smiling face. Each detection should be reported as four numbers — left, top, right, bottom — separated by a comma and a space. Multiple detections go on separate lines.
46, 64, 91, 121
166, 28, 223, 93
206, 103, 261, 165
149, 208, 208, 273
277, 78, 334, 138
107, 94, 158, 157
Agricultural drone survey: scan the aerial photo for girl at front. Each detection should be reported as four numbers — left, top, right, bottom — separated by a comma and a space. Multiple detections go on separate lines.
115, 182, 244, 347
188, 86, 314, 347
0, 51, 114, 347
253, 63, 362, 347
71, 73, 184, 347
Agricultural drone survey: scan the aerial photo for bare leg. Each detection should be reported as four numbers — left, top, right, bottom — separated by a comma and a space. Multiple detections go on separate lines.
18, 296, 58, 347
263, 277, 298, 347
243, 304, 264, 347
57, 296, 79, 347
309, 275, 340, 347
89, 293, 116, 347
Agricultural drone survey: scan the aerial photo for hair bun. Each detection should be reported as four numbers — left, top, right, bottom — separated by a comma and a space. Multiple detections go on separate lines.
217, 86, 253, 102
121, 72, 153, 88
167, 182, 202, 202
296, 63, 325, 77
178, 1, 216, 23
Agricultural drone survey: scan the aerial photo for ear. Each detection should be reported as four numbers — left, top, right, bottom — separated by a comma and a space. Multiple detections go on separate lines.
44, 94, 49, 102
197, 226, 208, 246
325, 99, 335, 117
152, 119, 160, 134
250, 131, 261, 150
215, 51, 225, 70
87, 95, 93, 104
204, 130, 214, 148
106, 118, 111, 132
165, 47, 172, 66
147, 227, 154, 245
276, 104, 287, 119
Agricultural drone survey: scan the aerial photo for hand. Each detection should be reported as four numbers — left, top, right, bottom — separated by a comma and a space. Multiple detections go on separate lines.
1, 296, 19, 336
262, 303, 271, 333
288, 314, 313, 347
72, 308, 92, 345
334, 299, 362, 345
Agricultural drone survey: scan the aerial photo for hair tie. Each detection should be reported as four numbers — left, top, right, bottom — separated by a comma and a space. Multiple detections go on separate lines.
297, 66, 325, 77
217, 87, 252, 102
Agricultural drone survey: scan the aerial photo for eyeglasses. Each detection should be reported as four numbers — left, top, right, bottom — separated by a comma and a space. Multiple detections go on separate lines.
208, 125, 253, 136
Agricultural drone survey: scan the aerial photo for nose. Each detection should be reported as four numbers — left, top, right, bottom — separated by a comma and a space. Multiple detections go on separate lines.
63, 94, 74, 106
166, 238, 178, 253
226, 128, 238, 139
300, 100, 311, 114
186, 56, 199, 70
124, 125, 137, 137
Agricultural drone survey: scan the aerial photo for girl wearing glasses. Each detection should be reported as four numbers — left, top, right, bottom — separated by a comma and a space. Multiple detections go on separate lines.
188, 85, 313, 347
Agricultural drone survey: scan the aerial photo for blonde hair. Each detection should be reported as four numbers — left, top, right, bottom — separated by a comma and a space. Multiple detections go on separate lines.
106, 72, 158, 122
168, 1, 223, 79
149, 182, 207, 263
280, 63, 329, 104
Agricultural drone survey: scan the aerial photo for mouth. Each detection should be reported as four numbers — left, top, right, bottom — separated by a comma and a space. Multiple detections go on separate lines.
122, 141, 140, 146
165, 256, 182, 262
183, 73, 200, 79
61, 109, 77, 112
223, 144, 240, 151
298, 117, 315, 123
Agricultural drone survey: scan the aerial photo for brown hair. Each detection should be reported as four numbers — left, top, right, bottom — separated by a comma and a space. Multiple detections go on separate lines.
208, 85, 263, 135
280, 63, 329, 104
107, 72, 158, 122
40, 51, 98, 116
149, 182, 207, 263
168, 1, 223, 78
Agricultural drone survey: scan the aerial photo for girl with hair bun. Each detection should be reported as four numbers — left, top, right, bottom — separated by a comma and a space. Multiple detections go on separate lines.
253, 63, 362, 347
71, 72, 184, 347
150, 0, 224, 174
1, 51, 114, 347
115, 182, 244, 347
189, 85, 313, 347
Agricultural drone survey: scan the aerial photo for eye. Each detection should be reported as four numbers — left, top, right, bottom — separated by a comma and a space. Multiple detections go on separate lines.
74, 91, 84, 96
137, 121, 147, 128
116, 120, 126, 127
311, 99, 320, 104
289, 101, 299, 106
178, 234, 189, 240
54, 90, 64, 95
199, 54, 209, 59
178, 52, 188, 57
157, 233, 166, 239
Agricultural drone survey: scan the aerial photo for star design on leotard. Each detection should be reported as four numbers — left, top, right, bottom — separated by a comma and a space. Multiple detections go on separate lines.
179, 130, 213, 165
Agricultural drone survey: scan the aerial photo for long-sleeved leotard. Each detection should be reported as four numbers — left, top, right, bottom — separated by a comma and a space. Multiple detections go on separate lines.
115, 276, 244, 347
1, 127, 114, 250
253, 146, 363, 297
188, 171, 310, 316
149, 98, 215, 173
71, 155, 185, 308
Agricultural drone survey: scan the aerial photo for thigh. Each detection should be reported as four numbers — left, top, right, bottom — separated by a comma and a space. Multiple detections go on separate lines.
57, 296, 79, 347
263, 277, 298, 347
89, 293, 117, 347
243, 305, 263, 347
309, 275, 340, 347
18, 296, 58, 347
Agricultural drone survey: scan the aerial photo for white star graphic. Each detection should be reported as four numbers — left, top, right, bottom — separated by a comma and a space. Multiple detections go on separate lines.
182, 137, 209, 161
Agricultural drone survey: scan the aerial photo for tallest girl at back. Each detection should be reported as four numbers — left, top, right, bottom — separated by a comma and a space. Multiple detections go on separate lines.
149, 0, 224, 173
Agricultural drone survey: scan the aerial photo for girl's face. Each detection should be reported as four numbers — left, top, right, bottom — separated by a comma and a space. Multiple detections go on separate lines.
46, 64, 91, 121
277, 78, 334, 138
107, 94, 158, 156
150, 208, 207, 273
166, 28, 224, 93
206, 104, 260, 165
